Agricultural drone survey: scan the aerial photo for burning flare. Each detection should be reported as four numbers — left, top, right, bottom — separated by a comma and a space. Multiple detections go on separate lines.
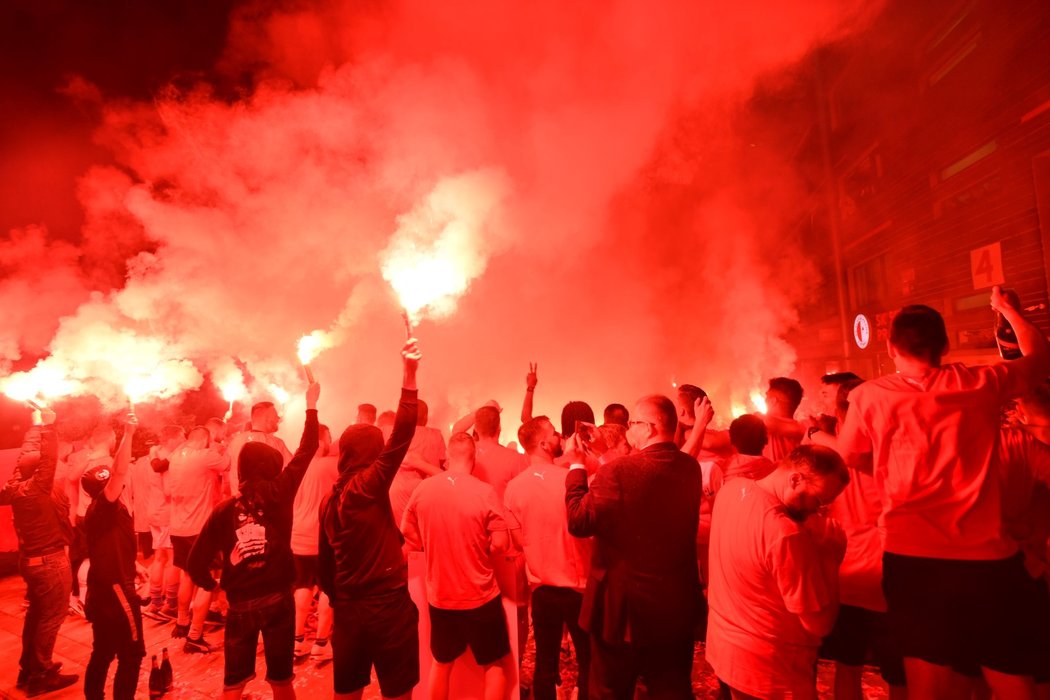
380, 169, 509, 324
297, 332, 327, 365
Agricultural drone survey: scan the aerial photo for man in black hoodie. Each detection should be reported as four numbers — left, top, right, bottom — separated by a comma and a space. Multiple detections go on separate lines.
188, 380, 320, 700
319, 338, 420, 700
82, 414, 143, 700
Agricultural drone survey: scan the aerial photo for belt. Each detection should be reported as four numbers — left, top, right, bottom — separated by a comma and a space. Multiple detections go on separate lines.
22, 549, 65, 566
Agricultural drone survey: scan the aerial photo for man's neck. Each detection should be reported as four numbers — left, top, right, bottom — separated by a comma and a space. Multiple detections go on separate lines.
477, 436, 500, 446
528, 453, 554, 467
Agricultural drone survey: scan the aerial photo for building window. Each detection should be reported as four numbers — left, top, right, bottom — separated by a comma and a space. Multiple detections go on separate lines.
851, 255, 888, 308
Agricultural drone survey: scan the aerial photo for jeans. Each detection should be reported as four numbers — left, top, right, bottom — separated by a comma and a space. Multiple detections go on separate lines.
224, 591, 296, 690
19, 549, 71, 682
531, 586, 589, 700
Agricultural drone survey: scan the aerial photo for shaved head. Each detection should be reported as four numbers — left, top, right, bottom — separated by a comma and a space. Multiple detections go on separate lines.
632, 395, 677, 441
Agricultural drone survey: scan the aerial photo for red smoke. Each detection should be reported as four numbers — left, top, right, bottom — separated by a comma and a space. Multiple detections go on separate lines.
1, 0, 878, 436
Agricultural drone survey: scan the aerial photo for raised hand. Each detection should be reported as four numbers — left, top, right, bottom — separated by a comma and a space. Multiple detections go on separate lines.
305, 381, 321, 411
526, 362, 538, 390
694, 397, 714, 429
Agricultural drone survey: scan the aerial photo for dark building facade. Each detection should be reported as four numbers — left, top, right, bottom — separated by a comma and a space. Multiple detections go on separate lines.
789, 0, 1050, 379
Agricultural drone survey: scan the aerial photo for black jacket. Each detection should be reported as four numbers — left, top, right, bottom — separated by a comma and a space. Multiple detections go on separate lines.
187, 410, 319, 603
566, 442, 704, 646
0, 426, 72, 556
319, 388, 417, 601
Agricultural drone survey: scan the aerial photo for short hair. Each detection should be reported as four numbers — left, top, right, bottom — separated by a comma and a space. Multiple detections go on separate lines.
560, 401, 595, 438
159, 425, 186, 443
376, 410, 396, 428
518, 416, 552, 453
447, 431, 477, 462
676, 384, 708, 420
251, 401, 276, 419
768, 377, 804, 414
188, 425, 211, 447
890, 305, 948, 365
784, 444, 850, 486
603, 403, 629, 427
417, 399, 429, 427
475, 405, 501, 438
636, 395, 678, 436
835, 378, 865, 421
598, 423, 627, 451
729, 415, 767, 456
357, 403, 377, 424
820, 371, 862, 386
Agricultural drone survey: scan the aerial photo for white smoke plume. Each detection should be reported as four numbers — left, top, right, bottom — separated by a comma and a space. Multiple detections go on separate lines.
1, 0, 879, 435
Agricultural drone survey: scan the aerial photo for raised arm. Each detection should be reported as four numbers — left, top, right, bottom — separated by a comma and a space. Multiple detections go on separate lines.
564, 435, 620, 537
993, 285, 1050, 391
276, 381, 321, 499
521, 362, 537, 424
0, 409, 58, 503
343, 339, 420, 503
103, 414, 137, 503
681, 397, 714, 458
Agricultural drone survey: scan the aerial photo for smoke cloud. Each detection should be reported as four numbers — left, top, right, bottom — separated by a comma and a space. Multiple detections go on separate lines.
2, 0, 878, 436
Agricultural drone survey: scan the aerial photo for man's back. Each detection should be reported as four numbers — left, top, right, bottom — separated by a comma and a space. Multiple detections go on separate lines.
403, 472, 506, 610
762, 416, 804, 463
707, 479, 833, 697
504, 464, 589, 590
838, 362, 1017, 560
168, 446, 225, 537
567, 442, 702, 645
474, 441, 527, 502
291, 454, 338, 555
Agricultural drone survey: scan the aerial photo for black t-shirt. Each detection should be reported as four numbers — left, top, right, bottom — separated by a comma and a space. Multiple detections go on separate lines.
85, 494, 138, 594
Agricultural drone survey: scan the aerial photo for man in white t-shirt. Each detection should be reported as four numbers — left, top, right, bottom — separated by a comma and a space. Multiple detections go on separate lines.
838, 289, 1050, 698
167, 426, 228, 647
472, 405, 527, 502
290, 425, 338, 659
707, 445, 848, 699
226, 402, 292, 497
402, 433, 511, 700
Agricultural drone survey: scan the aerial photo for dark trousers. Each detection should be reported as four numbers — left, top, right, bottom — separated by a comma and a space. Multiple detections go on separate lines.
223, 592, 296, 690
18, 550, 71, 681
589, 635, 694, 700
84, 586, 146, 700
71, 516, 87, 596
531, 586, 589, 700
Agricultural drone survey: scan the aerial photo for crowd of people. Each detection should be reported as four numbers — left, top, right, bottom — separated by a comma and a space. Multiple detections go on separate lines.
3, 285, 1050, 699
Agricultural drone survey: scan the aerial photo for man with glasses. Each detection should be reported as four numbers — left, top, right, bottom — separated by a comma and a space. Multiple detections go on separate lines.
564, 394, 707, 698
706, 445, 849, 699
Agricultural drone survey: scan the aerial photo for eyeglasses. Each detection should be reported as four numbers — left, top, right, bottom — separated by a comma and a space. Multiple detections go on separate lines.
628, 420, 654, 429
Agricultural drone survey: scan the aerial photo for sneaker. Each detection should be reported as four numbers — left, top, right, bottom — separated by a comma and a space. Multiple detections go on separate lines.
309, 641, 333, 660
157, 605, 178, 620
26, 671, 78, 697
23, 662, 64, 687
294, 638, 308, 657
171, 623, 190, 638
183, 635, 213, 654
204, 609, 226, 628
143, 604, 166, 620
